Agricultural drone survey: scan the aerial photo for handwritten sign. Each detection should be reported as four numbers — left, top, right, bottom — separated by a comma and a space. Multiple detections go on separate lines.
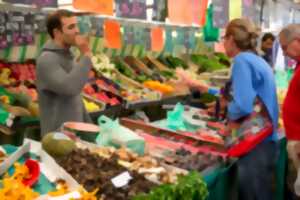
3, 0, 57, 7
116, 0, 147, 19
0, 12, 8, 49
212, 0, 229, 28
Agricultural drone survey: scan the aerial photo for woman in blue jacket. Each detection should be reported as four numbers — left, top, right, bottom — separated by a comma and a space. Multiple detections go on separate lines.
182, 18, 279, 200
224, 18, 279, 200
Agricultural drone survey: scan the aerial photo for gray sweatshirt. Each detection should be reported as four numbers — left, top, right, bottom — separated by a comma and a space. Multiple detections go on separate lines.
36, 40, 92, 135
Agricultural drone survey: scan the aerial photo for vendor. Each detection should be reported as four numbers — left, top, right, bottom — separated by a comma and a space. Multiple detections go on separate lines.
36, 10, 93, 135
260, 33, 275, 66
180, 18, 279, 200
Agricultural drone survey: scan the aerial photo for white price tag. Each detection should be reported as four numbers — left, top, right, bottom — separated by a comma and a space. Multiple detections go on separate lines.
111, 171, 132, 188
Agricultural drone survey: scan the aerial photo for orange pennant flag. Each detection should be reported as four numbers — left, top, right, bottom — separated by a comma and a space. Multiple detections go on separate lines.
151, 27, 164, 52
73, 0, 113, 15
199, 0, 209, 26
104, 20, 122, 49
168, 0, 193, 25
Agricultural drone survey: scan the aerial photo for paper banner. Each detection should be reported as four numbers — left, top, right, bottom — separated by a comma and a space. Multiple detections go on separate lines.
168, 0, 208, 25
164, 27, 174, 53
229, 0, 242, 20
77, 16, 91, 35
116, 0, 147, 19
104, 20, 122, 49
152, 0, 167, 22
168, 0, 193, 25
73, 0, 113, 15
176, 28, 185, 46
123, 26, 134, 45
144, 27, 151, 51
151, 27, 164, 52
3, 0, 57, 7
184, 29, 196, 50
133, 26, 145, 45
90, 17, 104, 37
7, 11, 35, 46
24, 13, 35, 45
212, 0, 229, 28
0, 12, 8, 49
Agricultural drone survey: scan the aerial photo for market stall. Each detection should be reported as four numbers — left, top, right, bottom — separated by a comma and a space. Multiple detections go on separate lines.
0, 0, 293, 199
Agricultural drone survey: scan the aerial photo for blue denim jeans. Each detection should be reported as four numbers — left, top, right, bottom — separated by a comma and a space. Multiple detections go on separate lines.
237, 140, 280, 200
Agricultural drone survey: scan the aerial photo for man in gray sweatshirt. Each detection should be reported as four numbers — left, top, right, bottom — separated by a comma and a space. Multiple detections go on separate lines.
36, 10, 93, 135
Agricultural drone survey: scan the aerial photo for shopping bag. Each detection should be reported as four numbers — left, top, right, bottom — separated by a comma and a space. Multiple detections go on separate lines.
96, 115, 145, 155
166, 103, 186, 131
226, 98, 273, 157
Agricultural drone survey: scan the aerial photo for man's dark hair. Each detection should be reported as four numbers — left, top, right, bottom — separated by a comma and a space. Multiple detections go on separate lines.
46, 9, 75, 39
262, 33, 275, 42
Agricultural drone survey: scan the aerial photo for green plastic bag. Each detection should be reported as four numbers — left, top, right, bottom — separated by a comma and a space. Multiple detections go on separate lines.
0, 106, 12, 126
166, 103, 186, 131
96, 115, 145, 155
275, 69, 290, 89
203, 4, 220, 42
0, 87, 15, 104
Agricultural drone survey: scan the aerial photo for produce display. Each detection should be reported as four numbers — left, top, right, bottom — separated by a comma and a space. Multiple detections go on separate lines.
58, 148, 157, 200
190, 53, 229, 73
0, 61, 36, 86
87, 146, 181, 184
158, 55, 189, 70
83, 82, 123, 106
143, 80, 174, 95
0, 162, 39, 199
83, 98, 104, 113
133, 171, 208, 200
166, 148, 223, 172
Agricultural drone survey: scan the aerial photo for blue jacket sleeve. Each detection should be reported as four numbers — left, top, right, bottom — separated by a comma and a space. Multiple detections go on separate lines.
228, 56, 256, 120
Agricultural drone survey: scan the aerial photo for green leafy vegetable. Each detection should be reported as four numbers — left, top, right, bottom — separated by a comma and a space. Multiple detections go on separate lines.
132, 171, 208, 200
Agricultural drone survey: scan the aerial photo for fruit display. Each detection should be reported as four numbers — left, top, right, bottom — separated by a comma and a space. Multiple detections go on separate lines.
83, 83, 123, 106
83, 98, 104, 113
0, 61, 36, 85
58, 148, 157, 200
0, 68, 16, 86
143, 80, 174, 95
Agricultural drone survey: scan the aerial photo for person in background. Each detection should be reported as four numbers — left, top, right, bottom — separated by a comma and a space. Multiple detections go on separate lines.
260, 32, 275, 66
179, 18, 279, 200
279, 24, 300, 199
36, 10, 93, 135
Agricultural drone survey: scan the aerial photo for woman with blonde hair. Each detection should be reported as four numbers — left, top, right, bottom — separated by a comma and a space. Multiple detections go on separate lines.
180, 18, 279, 199
224, 18, 279, 200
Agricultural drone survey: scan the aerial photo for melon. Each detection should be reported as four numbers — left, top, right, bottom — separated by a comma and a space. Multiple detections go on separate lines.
42, 132, 76, 159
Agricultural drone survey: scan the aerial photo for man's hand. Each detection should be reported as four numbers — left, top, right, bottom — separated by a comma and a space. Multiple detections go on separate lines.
75, 35, 92, 57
